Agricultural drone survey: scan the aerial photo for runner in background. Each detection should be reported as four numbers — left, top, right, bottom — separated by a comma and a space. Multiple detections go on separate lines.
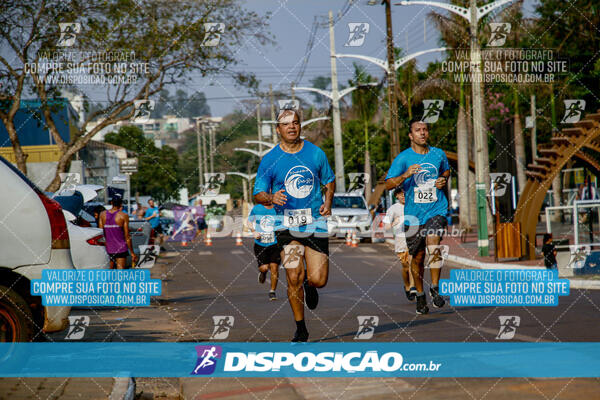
383, 187, 416, 301
145, 198, 165, 250
99, 196, 137, 269
385, 119, 450, 315
246, 202, 280, 300
194, 199, 208, 242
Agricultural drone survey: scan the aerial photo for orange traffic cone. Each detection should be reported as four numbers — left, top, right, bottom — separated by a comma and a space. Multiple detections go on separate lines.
351, 231, 358, 247
346, 232, 352, 246
235, 232, 243, 246
205, 232, 213, 246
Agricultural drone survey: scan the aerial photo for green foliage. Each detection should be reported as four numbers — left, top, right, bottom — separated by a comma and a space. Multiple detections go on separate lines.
104, 125, 181, 203
178, 111, 259, 197
322, 119, 390, 181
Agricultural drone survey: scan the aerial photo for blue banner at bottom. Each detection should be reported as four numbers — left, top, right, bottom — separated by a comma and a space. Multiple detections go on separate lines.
0, 342, 598, 377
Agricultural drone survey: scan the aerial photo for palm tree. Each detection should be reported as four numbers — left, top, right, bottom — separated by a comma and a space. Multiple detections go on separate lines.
349, 63, 381, 197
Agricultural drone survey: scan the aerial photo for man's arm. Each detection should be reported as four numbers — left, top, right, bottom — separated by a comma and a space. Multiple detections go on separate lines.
435, 166, 452, 189
385, 164, 421, 190
320, 181, 335, 216
98, 211, 105, 229
122, 214, 137, 263
254, 190, 287, 206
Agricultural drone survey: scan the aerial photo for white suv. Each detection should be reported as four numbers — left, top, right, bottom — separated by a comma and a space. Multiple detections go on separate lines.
0, 156, 73, 341
328, 193, 373, 240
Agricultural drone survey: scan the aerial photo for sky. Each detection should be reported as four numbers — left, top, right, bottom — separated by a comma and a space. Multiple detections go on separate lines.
180, 0, 538, 117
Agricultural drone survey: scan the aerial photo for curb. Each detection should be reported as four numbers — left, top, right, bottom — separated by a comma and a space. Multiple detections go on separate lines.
109, 377, 135, 400
385, 239, 600, 290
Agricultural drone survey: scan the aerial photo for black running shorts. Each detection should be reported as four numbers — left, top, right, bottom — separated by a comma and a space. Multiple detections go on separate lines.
254, 243, 281, 267
404, 215, 447, 256
108, 251, 129, 263
275, 229, 329, 255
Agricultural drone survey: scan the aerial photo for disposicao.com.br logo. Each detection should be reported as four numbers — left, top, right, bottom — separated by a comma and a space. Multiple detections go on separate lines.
220, 350, 441, 374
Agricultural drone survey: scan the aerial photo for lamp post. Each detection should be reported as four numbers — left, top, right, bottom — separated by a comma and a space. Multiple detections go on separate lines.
365, 0, 401, 156
397, 0, 516, 256
335, 46, 447, 156
294, 82, 378, 192
193, 117, 204, 188
226, 172, 256, 204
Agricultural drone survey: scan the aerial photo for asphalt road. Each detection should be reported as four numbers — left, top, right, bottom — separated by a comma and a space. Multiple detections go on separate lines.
32, 237, 600, 398
65, 237, 600, 343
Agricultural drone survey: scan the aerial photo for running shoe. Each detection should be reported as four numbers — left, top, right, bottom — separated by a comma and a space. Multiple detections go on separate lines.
304, 279, 319, 310
416, 294, 429, 315
258, 271, 267, 284
292, 329, 309, 342
269, 291, 277, 301
430, 286, 446, 308
405, 286, 417, 301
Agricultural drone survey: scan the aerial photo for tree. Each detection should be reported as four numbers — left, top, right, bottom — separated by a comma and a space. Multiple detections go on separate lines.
104, 125, 180, 203
0, 0, 270, 191
348, 63, 381, 197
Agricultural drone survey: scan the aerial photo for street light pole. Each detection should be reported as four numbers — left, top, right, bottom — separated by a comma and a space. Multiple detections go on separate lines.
329, 10, 345, 192
294, 81, 378, 192
201, 121, 208, 178
398, 0, 515, 257
469, 0, 488, 256
384, 0, 400, 156
209, 124, 215, 175
256, 101, 263, 156
194, 117, 204, 188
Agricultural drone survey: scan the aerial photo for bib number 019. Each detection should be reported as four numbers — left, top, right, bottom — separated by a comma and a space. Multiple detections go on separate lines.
284, 209, 313, 227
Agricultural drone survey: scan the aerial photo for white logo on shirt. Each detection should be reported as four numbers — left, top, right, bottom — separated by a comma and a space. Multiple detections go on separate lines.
414, 163, 438, 187
259, 215, 275, 232
284, 166, 314, 199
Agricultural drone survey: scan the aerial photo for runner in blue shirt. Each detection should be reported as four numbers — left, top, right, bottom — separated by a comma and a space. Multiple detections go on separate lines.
144, 199, 164, 250
247, 203, 280, 301
253, 108, 335, 342
385, 118, 450, 315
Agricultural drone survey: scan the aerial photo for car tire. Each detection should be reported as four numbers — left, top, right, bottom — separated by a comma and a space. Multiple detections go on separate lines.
0, 285, 35, 342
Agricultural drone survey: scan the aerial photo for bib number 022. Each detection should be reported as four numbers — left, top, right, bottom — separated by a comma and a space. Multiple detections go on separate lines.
414, 187, 437, 204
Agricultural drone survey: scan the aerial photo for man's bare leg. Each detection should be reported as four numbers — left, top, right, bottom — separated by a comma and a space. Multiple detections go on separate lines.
281, 242, 308, 341
410, 250, 426, 293
426, 235, 442, 286
269, 262, 279, 292
304, 246, 328, 288
426, 235, 446, 308
116, 257, 127, 270
411, 249, 429, 314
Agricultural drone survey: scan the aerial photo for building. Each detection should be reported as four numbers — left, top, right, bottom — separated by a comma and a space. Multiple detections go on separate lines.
0, 98, 134, 191
88, 114, 196, 150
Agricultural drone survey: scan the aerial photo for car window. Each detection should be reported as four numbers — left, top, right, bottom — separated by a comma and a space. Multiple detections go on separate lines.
332, 196, 366, 209
0, 155, 42, 193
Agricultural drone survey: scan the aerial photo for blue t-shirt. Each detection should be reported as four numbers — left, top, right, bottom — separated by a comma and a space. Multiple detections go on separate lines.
144, 207, 160, 228
385, 146, 449, 226
249, 204, 278, 247
253, 141, 335, 233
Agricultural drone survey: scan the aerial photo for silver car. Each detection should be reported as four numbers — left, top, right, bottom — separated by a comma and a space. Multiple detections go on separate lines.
328, 193, 373, 240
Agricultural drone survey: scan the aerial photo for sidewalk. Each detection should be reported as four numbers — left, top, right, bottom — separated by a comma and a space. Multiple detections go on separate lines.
387, 229, 600, 290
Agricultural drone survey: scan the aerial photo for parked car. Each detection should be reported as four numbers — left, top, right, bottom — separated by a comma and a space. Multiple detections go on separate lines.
328, 193, 373, 240
66, 220, 110, 269
0, 156, 73, 341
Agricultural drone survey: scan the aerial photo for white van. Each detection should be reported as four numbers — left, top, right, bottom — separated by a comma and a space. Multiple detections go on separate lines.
0, 156, 72, 341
